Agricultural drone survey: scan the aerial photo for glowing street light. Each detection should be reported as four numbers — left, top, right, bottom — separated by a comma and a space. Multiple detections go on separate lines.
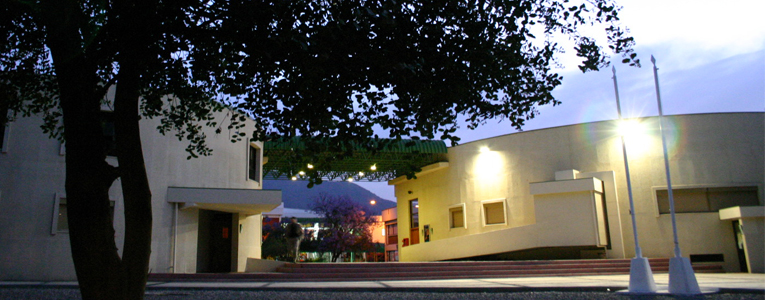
612, 66, 657, 294
370, 200, 376, 205
370, 164, 377, 171
307, 163, 314, 169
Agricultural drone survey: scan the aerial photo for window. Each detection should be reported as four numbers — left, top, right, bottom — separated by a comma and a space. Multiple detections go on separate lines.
656, 186, 759, 214
386, 250, 398, 262
385, 223, 398, 245
52, 195, 115, 235
1, 104, 8, 152
56, 198, 69, 232
410, 200, 419, 228
449, 205, 465, 229
482, 200, 506, 225
101, 111, 117, 157
248, 144, 261, 182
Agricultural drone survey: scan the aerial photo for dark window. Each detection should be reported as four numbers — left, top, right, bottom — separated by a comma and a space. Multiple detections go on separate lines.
385, 223, 398, 245
57, 198, 114, 232
386, 250, 398, 262
690, 254, 724, 263
101, 111, 117, 157
656, 186, 759, 214
0, 104, 8, 150
450, 206, 464, 228
249, 145, 260, 182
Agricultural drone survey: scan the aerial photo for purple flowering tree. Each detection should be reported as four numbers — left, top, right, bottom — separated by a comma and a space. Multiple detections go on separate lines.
311, 194, 379, 262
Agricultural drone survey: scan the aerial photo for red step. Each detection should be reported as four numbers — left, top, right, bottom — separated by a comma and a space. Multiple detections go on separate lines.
148, 258, 724, 282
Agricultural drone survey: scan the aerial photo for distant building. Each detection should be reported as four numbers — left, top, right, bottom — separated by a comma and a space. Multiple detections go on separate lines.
0, 104, 281, 280
382, 207, 399, 261
389, 113, 764, 273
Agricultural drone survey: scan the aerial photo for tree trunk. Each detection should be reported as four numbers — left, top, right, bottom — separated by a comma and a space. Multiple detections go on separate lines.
40, 1, 154, 298
114, 52, 153, 300
39, 3, 124, 299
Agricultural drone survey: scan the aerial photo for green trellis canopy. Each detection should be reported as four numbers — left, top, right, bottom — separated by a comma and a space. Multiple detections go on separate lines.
263, 138, 448, 182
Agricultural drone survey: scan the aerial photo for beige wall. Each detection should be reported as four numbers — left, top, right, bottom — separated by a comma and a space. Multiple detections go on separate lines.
0, 105, 271, 280
393, 113, 764, 272
237, 213, 263, 272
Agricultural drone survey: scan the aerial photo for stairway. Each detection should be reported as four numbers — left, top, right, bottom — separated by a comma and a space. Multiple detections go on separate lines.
148, 258, 725, 282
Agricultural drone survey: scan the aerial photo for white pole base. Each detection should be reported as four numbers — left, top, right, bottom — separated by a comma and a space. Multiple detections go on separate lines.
669, 256, 701, 295
629, 257, 657, 293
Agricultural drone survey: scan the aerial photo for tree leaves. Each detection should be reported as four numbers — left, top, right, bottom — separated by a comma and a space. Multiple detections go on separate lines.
2, 0, 638, 184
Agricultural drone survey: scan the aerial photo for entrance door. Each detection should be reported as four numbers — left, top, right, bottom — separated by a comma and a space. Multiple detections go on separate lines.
409, 200, 419, 245
197, 210, 233, 273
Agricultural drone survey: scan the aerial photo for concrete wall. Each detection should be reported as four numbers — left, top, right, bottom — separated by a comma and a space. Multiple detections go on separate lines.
0, 105, 268, 280
237, 213, 263, 272
393, 113, 764, 272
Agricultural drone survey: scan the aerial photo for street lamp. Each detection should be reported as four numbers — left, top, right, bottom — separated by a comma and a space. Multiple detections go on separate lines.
651, 56, 701, 295
370, 200, 376, 205
612, 66, 657, 294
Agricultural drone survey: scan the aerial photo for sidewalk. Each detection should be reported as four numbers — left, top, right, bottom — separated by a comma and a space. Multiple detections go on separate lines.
3, 273, 763, 292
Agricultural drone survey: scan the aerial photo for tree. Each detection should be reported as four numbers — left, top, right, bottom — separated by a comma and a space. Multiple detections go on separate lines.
311, 194, 379, 262
261, 221, 289, 261
1, 0, 638, 299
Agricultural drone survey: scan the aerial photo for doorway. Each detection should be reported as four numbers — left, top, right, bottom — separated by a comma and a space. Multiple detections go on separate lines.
197, 210, 234, 273
409, 200, 419, 245
732, 221, 748, 273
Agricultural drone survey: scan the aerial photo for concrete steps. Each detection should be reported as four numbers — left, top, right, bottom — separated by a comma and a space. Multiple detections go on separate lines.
148, 258, 725, 282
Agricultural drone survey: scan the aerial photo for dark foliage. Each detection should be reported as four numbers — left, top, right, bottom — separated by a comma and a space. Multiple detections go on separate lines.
1, 0, 637, 298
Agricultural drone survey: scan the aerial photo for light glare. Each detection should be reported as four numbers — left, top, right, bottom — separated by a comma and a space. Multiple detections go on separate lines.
618, 119, 645, 137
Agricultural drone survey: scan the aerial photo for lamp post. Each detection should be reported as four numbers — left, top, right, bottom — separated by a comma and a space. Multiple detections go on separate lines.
612, 66, 657, 293
651, 56, 701, 295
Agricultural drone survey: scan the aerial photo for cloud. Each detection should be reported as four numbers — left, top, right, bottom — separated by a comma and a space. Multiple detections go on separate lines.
453, 49, 764, 143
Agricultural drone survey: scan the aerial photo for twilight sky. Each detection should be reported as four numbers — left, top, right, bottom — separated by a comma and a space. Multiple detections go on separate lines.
358, 0, 765, 200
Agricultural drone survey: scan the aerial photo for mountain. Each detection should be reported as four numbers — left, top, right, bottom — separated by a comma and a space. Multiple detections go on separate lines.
262, 180, 397, 215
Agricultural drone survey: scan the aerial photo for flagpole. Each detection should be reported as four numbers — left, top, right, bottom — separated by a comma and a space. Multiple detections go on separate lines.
612, 66, 657, 293
650, 55, 701, 295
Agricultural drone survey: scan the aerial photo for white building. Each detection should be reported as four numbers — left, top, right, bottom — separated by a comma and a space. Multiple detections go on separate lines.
390, 113, 764, 273
0, 106, 281, 280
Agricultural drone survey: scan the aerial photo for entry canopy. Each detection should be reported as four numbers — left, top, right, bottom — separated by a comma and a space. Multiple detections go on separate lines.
167, 187, 281, 215
263, 137, 448, 182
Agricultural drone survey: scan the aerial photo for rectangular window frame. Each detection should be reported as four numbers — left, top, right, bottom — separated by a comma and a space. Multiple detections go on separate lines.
481, 198, 507, 227
448, 203, 466, 229
51, 193, 67, 235
1, 107, 11, 153
409, 199, 419, 229
385, 222, 398, 245
52, 193, 116, 235
652, 184, 761, 216
248, 143, 261, 183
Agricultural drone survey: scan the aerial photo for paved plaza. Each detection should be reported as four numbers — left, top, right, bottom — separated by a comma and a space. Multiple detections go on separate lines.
1, 273, 763, 299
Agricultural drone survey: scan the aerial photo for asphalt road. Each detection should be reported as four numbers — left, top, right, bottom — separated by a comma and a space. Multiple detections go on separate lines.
1, 287, 763, 300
